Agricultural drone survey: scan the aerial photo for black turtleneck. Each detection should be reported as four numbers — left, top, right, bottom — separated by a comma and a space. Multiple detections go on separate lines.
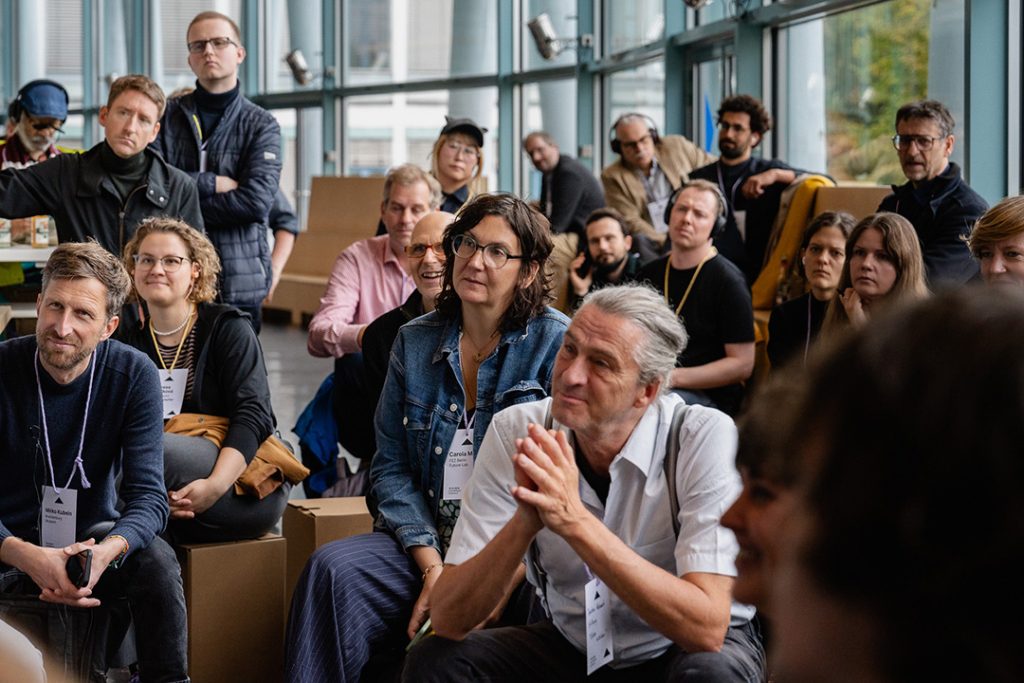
99, 140, 150, 202
193, 81, 240, 142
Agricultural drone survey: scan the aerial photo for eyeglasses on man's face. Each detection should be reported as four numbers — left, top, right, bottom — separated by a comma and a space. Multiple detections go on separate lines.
452, 234, 524, 269
133, 254, 191, 272
187, 37, 238, 54
405, 241, 446, 259
620, 134, 652, 152
892, 134, 946, 151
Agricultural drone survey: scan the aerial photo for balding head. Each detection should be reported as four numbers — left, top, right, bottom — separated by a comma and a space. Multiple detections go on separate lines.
408, 211, 455, 310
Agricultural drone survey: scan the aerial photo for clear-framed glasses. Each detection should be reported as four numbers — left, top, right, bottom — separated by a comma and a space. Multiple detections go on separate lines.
133, 254, 191, 272
187, 37, 238, 54
452, 234, 524, 269
892, 134, 945, 151
444, 140, 480, 160
405, 241, 446, 259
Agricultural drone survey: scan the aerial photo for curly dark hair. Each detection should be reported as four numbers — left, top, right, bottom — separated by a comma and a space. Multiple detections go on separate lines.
718, 94, 773, 135
435, 193, 553, 331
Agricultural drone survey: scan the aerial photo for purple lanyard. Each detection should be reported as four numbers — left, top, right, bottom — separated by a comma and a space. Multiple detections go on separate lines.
34, 349, 95, 493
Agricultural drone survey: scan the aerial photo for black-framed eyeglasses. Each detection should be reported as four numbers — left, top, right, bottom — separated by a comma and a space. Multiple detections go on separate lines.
187, 37, 239, 54
619, 134, 652, 152
452, 234, 524, 269
30, 121, 65, 134
892, 134, 946, 151
405, 241, 446, 259
133, 254, 191, 272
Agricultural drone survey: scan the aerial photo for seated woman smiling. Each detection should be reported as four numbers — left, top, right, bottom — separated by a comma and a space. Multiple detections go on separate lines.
120, 217, 288, 543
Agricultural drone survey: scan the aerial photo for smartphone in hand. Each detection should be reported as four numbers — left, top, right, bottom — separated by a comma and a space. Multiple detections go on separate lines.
65, 549, 93, 588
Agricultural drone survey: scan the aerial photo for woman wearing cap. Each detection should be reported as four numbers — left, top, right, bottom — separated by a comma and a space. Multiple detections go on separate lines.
285, 194, 569, 683
430, 116, 487, 214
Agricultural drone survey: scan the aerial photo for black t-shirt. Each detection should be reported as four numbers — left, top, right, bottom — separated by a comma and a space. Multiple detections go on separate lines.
639, 253, 753, 413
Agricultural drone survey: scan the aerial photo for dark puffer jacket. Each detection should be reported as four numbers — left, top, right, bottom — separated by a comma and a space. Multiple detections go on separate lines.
151, 89, 282, 308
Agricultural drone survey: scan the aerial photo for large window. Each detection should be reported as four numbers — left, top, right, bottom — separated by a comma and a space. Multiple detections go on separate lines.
605, 0, 663, 54
778, 0, 966, 185
343, 0, 497, 86
520, 79, 578, 199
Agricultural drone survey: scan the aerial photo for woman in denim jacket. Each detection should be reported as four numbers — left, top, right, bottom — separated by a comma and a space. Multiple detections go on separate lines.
286, 194, 569, 683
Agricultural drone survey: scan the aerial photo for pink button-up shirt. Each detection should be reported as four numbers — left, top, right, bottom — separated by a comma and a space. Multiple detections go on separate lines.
307, 234, 415, 358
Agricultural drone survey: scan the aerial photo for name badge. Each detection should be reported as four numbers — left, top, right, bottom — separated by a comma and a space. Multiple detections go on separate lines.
160, 368, 188, 418
41, 486, 77, 549
648, 197, 670, 234
585, 576, 614, 674
442, 427, 475, 500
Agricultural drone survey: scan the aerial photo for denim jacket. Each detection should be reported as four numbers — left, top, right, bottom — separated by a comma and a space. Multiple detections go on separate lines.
368, 307, 569, 554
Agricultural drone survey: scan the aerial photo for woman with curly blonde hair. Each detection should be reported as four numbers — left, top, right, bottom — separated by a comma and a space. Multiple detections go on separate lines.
120, 217, 287, 542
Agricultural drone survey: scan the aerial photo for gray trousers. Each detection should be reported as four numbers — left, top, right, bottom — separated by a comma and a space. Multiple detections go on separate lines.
163, 433, 290, 544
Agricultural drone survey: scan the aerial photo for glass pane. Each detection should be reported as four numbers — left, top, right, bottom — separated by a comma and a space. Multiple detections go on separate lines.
521, 80, 578, 198
46, 0, 83, 106
264, 0, 324, 94
606, 0, 663, 54
779, 0, 966, 185
523, 0, 579, 70
696, 2, 728, 25
344, 0, 497, 86
606, 61, 664, 162
692, 54, 732, 155
343, 88, 499, 193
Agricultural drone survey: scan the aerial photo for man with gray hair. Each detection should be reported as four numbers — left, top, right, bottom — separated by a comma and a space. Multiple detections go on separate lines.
878, 99, 987, 285
405, 284, 764, 682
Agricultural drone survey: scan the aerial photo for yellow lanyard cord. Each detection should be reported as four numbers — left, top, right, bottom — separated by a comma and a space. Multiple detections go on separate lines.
663, 247, 717, 316
149, 307, 196, 371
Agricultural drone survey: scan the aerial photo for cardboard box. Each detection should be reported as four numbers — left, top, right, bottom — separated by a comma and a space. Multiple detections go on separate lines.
813, 184, 891, 220
264, 175, 386, 324
177, 535, 287, 683
283, 497, 373, 603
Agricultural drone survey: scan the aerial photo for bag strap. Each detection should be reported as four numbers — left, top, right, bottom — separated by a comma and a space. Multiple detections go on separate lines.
664, 401, 689, 537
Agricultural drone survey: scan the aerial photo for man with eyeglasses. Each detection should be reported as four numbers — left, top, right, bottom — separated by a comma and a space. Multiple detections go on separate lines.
0, 75, 203, 257
691, 94, 808, 285
602, 113, 715, 253
1, 80, 72, 170
298, 165, 441, 491
151, 10, 282, 331
878, 99, 987, 286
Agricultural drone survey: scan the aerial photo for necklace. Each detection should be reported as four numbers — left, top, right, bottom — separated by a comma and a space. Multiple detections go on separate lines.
150, 305, 196, 371
462, 329, 500, 363
151, 307, 194, 336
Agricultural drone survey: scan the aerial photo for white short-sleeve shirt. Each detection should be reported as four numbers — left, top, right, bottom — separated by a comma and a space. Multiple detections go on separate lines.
446, 395, 754, 667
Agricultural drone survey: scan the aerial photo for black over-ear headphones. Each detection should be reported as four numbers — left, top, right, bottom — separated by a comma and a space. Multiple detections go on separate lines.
8, 79, 70, 122
663, 181, 728, 239
609, 112, 661, 155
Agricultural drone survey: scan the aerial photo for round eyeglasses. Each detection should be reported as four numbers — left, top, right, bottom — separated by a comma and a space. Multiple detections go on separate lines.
133, 254, 191, 272
452, 234, 524, 269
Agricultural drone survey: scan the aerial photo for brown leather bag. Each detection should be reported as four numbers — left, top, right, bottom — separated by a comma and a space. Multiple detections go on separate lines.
163, 413, 310, 499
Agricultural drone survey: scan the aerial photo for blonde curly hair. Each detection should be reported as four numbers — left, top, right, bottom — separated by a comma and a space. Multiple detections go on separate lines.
123, 217, 221, 303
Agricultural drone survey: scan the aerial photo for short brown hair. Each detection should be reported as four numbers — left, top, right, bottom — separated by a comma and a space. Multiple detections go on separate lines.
43, 241, 131, 321
123, 217, 221, 304
895, 100, 955, 138
383, 163, 442, 209
968, 195, 1024, 257
107, 75, 166, 119
585, 207, 630, 237
188, 11, 242, 43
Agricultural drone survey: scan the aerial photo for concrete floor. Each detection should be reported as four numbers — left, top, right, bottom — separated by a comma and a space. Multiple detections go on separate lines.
260, 321, 334, 449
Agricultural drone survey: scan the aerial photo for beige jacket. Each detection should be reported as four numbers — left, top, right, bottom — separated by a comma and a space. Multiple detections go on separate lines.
601, 135, 716, 244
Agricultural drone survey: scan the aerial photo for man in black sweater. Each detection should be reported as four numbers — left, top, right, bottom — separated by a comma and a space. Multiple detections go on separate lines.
0, 75, 203, 257
0, 242, 187, 681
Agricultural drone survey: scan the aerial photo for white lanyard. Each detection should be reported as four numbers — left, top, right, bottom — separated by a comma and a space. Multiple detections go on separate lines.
34, 348, 95, 493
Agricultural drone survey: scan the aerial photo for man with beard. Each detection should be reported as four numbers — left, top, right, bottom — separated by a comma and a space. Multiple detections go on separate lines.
567, 208, 642, 310
0, 242, 188, 681
1, 80, 71, 170
691, 95, 805, 284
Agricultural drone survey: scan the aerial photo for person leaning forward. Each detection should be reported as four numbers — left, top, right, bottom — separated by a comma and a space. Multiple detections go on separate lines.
0, 241, 188, 682
408, 284, 765, 682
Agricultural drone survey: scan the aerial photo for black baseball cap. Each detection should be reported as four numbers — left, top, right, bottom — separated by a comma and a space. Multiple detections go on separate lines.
440, 116, 487, 147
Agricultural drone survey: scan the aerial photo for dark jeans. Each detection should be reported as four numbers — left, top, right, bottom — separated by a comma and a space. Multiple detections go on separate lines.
403, 618, 765, 683
1, 535, 189, 683
332, 352, 375, 462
